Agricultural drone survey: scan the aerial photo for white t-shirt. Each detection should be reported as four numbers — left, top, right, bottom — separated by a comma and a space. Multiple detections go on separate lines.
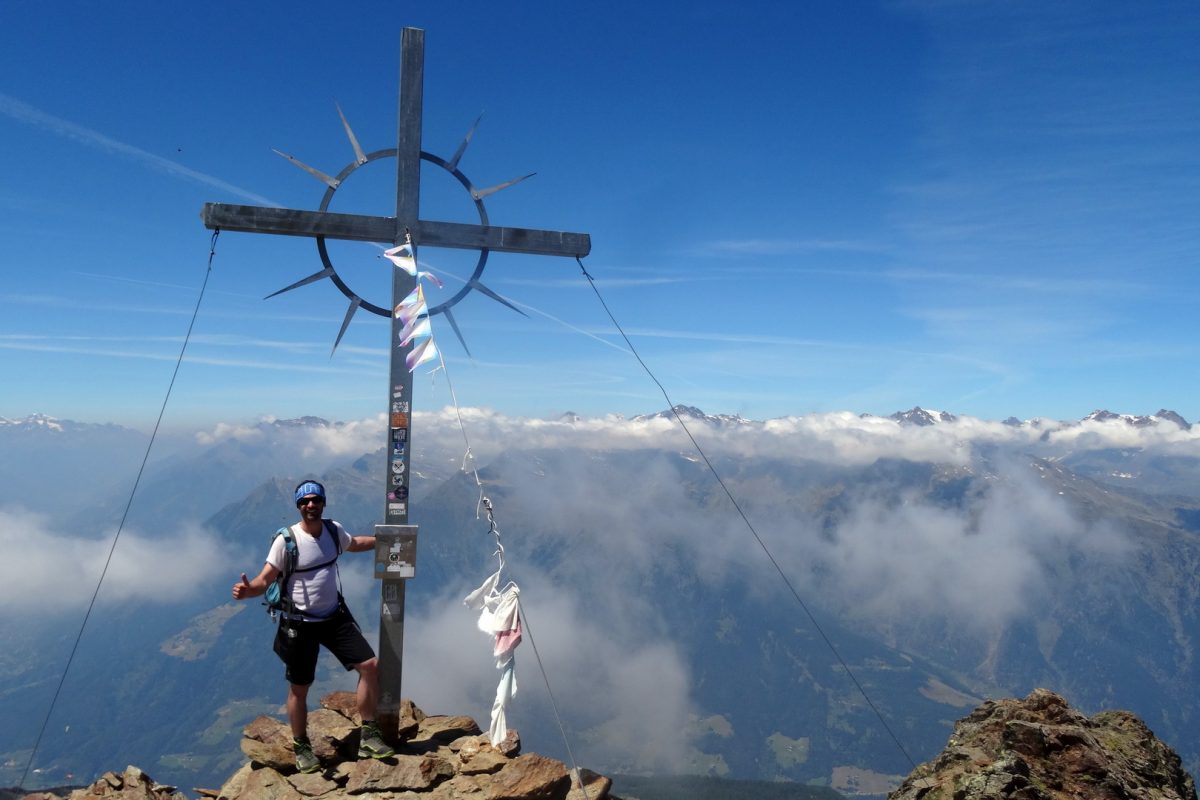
266, 520, 353, 620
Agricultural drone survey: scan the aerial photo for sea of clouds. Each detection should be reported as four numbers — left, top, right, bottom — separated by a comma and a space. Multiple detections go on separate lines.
4, 407, 1195, 772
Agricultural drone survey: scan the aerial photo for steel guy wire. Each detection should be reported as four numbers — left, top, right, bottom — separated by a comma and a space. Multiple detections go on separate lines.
19, 229, 221, 789
575, 255, 917, 771
427, 333, 590, 795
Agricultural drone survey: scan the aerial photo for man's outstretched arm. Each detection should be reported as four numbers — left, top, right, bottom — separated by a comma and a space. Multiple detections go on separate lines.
346, 535, 377, 553
232, 563, 281, 600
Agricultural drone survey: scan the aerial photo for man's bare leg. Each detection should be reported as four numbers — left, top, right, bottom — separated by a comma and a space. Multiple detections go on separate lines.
353, 657, 380, 722
287, 683, 310, 739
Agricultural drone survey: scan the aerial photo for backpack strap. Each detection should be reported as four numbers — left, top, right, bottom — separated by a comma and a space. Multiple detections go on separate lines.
267, 526, 299, 618
277, 526, 298, 577
325, 518, 345, 597
325, 519, 343, 555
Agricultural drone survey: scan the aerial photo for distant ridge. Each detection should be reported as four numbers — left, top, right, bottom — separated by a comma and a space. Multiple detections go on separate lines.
0, 412, 138, 434
857, 406, 1193, 430
617, 405, 1194, 430
631, 404, 752, 426
886, 407, 957, 426
3, 407, 1194, 431
1082, 408, 1192, 430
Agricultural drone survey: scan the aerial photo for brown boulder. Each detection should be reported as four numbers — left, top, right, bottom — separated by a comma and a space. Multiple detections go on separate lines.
396, 698, 424, 739
321, 696, 423, 741
413, 715, 483, 745
61, 765, 184, 800
344, 754, 454, 793
455, 736, 515, 776
889, 688, 1197, 800
307, 708, 357, 761
566, 768, 611, 800
485, 753, 571, 800
239, 716, 297, 771
318, 692, 360, 724
215, 762, 251, 800
459, 745, 509, 776
495, 730, 521, 758
438, 773, 489, 797
285, 768, 340, 797
237, 766, 302, 800
37, 695, 615, 800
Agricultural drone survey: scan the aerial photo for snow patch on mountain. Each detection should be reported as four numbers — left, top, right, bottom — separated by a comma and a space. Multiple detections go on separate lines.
632, 404, 754, 427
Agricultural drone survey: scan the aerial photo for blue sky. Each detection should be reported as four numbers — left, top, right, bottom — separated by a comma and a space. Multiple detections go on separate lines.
2, 1, 1198, 430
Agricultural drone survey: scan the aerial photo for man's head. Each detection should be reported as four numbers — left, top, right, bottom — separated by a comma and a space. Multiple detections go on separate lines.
294, 480, 326, 512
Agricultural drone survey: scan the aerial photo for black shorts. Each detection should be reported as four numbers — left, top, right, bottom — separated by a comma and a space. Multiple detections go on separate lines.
272, 600, 376, 686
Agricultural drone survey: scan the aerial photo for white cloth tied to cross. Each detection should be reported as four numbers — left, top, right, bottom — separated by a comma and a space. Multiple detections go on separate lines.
464, 567, 523, 745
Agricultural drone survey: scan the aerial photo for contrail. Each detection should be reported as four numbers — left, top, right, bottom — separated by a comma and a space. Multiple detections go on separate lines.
0, 92, 279, 206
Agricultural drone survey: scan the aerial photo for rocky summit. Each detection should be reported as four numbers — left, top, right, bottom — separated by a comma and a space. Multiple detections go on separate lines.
888, 689, 1196, 800
10, 695, 612, 800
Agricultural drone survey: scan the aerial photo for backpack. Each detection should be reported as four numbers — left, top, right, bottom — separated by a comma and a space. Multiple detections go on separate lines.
264, 520, 342, 620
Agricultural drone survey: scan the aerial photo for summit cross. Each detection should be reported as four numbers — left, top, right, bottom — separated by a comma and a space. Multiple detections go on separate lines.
201, 26, 590, 741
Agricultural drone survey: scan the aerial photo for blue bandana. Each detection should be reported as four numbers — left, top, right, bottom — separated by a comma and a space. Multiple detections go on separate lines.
294, 481, 325, 504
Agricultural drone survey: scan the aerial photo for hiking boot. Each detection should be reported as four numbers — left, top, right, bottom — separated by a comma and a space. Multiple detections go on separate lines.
293, 737, 320, 774
358, 721, 395, 759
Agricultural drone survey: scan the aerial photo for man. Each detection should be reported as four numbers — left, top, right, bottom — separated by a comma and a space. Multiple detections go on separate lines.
232, 479, 395, 773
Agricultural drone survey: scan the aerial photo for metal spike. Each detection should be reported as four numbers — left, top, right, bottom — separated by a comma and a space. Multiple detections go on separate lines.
331, 296, 362, 357
472, 281, 527, 316
448, 113, 483, 172
265, 267, 334, 299
272, 149, 340, 189
336, 103, 368, 166
442, 307, 471, 357
472, 173, 535, 200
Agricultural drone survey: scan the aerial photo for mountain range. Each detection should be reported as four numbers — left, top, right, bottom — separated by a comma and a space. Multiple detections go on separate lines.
1, 407, 1198, 796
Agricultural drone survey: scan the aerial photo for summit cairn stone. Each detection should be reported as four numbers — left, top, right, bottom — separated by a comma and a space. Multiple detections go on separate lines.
1, 696, 611, 800
888, 688, 1196, 800
219, 694, 612, 800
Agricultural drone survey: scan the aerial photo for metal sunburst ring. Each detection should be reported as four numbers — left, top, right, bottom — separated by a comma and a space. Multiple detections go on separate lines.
266, 108, 532, 353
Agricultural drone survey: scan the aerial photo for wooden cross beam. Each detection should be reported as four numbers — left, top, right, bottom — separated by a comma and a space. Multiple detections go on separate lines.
201, 27, 590, 742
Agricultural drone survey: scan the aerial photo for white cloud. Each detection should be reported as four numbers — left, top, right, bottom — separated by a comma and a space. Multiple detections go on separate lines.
302, 414, 389, 458
10, 404, 1176, 772
1044, 417, 1199, 450
398, 407, 1173, 637
810, 461, 1131, 632
195, 421, 267, 445
407, 406, 1200, 471
1, 507, 232, 612
193, 414, 387, 457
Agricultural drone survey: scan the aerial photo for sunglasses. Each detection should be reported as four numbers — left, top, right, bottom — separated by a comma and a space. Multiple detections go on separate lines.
298, 496, 325, 506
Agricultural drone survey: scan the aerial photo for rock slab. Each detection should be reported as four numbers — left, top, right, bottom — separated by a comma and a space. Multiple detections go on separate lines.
7, 698, 611, 800
888, 688, 1197, 800
222, 696, 608, 800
